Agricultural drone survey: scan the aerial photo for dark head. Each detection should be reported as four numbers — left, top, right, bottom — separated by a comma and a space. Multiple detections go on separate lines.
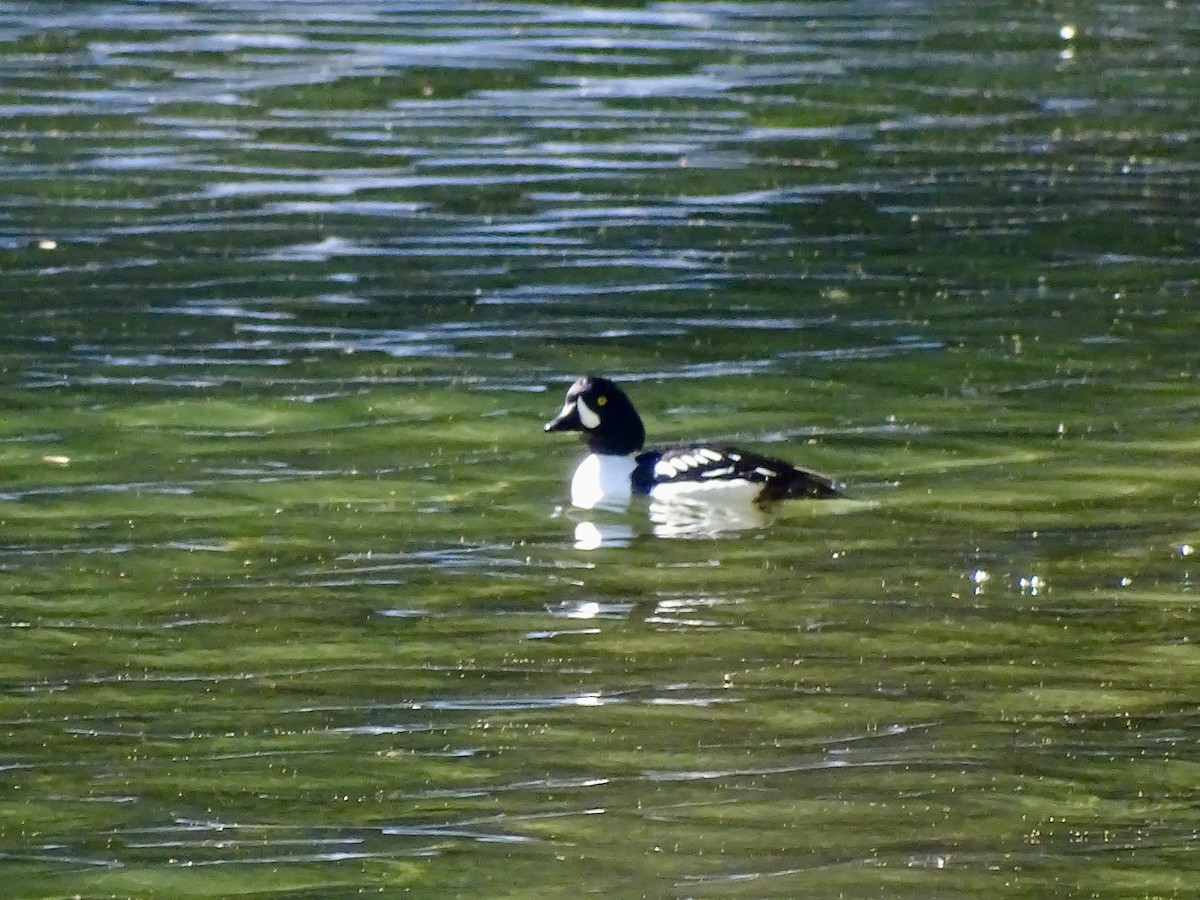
544, 375, 646, 455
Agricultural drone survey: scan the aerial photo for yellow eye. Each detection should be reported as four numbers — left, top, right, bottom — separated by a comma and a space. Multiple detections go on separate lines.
596, 395, 607, 406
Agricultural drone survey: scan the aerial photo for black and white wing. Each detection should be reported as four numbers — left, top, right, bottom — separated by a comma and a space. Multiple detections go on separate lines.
633, 445, 840, 501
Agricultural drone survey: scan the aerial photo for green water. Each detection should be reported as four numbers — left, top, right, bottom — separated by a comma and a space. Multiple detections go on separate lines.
2, 2, 1199, 897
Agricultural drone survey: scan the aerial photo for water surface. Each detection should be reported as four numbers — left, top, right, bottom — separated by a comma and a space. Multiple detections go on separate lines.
2, 1, 1199, 897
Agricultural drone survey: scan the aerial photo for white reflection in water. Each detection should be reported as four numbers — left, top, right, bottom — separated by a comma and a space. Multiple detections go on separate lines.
569, 491, 867, 547
569, 495, 767, 549
573, 521, 635, 550
649, 495, 767, 538
546, 600, 636, 619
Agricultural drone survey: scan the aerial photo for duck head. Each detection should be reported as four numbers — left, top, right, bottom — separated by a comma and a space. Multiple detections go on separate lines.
544, 375, 646, 455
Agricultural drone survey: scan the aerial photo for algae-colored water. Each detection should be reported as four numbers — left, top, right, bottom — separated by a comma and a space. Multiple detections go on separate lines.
2, 2, 1199, 897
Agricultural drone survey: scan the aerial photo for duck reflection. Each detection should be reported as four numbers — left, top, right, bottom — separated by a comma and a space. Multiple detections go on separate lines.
648, 494, 767, 538
573, 519, 636, 550
567, 494, 769, 549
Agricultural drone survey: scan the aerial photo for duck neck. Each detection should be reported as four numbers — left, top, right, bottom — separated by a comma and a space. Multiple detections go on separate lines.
582, 414, 645, 455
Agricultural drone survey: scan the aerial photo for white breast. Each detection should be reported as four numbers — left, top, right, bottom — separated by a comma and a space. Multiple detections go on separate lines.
570, 453, 636, 510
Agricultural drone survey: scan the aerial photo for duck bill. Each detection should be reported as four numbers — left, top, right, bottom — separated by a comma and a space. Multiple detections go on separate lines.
544, 401, 582, 433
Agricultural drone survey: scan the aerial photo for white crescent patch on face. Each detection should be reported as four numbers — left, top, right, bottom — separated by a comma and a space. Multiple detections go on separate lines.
576, 397, 601, 429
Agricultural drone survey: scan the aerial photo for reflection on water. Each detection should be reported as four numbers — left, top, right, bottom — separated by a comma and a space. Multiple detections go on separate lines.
2, 0, 1018, 396
567, 496, 767, 548
571, 495, 871, 546
648, 495, 768, 539
572, 520, 635, 550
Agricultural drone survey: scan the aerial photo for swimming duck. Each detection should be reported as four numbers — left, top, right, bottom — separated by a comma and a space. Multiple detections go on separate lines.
544, 375, 840, 510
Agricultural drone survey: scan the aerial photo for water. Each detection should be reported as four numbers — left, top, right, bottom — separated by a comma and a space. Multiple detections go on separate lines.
2, 1, 1200, 896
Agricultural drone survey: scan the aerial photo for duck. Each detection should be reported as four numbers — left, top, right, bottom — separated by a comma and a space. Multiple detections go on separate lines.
544, 375, 841, 510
